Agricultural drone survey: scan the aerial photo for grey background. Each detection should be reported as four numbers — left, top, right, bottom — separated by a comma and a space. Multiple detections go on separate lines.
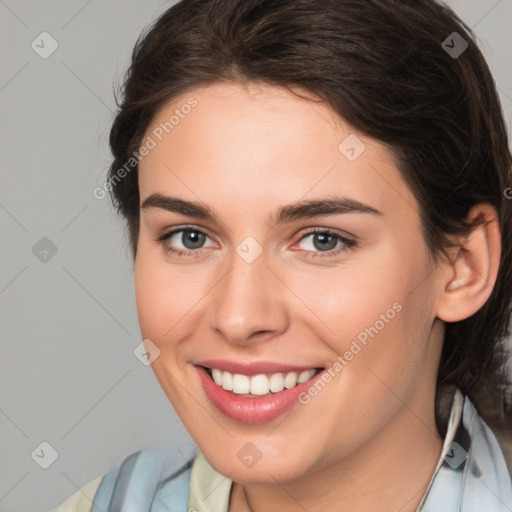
0, 1, 511, 511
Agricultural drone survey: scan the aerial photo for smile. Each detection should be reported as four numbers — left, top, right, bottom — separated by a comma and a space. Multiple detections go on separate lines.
206, 367, 321, 396
195, 361, 326, 423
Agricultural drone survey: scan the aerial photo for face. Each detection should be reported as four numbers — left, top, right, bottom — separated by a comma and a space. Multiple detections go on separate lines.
135, 81, 444, 483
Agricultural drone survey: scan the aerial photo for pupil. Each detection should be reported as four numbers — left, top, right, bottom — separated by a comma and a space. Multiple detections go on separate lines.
314, 233, 337, 251
183, 230, 205, 249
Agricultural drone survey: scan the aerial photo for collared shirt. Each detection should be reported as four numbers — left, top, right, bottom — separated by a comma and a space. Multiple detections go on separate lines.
52, 388, 512, 512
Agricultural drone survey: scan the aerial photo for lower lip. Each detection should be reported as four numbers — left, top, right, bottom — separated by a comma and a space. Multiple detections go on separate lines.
196, 366, 322, 424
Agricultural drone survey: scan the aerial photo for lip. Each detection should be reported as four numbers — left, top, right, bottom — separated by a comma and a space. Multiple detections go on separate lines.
196, 364, 324, 424
196, 359, 320, 376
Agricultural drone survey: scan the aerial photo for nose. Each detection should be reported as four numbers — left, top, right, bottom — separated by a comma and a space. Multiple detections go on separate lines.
207, 245, 289, 346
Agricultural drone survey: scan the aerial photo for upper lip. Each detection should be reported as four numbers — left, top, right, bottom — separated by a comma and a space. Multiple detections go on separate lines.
196, 359, 323, 376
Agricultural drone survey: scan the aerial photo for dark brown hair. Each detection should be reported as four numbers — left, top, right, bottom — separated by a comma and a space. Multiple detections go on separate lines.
107, 0, 512, 438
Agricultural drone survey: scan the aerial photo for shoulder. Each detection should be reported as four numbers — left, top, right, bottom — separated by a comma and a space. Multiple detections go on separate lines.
51, 477, 102, 512
51, 443, 197, 512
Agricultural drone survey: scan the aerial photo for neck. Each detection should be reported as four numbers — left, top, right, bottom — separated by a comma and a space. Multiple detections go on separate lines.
229, 396, 444, 512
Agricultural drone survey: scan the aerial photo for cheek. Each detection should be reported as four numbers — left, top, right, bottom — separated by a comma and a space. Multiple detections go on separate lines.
134, 250, 201, 408
281, 251, 408, 348
287, 243, 432, 381
134, 247, 202, 345
134, 254, 165, 340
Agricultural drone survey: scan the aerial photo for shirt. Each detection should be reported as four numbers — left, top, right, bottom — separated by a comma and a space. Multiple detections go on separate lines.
52, 388, 512, 511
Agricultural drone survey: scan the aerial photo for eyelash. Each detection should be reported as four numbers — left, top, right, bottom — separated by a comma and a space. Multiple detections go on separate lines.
156, 225, 357, 260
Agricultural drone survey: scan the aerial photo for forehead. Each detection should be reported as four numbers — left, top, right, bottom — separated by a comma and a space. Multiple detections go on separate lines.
138, 81, 418, 223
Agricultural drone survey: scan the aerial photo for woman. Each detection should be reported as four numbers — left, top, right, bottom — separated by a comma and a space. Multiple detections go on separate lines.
53, 0, 512, 510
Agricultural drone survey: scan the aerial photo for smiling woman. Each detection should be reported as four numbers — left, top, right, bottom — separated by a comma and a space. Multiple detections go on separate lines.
53, 0, 512, 511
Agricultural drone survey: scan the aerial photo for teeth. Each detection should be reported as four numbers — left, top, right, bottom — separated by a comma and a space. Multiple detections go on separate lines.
297, 369, 314, 384
250, 374, 270, 396
208, 368, 318, 396
221, 371, 233, 391
269, 373, 284, 393
212, 368, 223, 386
284, 371, 298, 389
232, 373, 250, 394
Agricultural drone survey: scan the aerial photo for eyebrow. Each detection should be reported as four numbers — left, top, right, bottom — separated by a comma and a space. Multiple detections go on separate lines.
141, 193, 383, 225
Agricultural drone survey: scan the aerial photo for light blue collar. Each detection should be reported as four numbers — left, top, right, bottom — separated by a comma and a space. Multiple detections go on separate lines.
417, 389, 512, 511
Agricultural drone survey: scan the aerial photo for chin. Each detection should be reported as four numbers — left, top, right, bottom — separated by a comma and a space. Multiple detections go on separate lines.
200, 441, 319, 484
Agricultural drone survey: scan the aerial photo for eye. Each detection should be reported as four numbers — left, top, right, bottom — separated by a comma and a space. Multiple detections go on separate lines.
156, 226, 357, 259
157, 226, 215, 257
295, 229, 357, 259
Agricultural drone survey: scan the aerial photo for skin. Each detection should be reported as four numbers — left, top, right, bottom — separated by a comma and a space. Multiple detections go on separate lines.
134, 81, 501, 512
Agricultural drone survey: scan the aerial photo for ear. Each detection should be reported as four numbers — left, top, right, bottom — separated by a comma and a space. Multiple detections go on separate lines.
436, 203, 501, 323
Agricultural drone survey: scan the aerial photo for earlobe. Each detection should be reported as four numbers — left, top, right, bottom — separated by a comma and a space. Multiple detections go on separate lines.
437, 204, 501, 323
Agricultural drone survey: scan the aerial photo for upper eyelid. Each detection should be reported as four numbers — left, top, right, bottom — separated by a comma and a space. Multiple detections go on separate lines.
297, 227, 354, 240
158, 224, 214, 240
